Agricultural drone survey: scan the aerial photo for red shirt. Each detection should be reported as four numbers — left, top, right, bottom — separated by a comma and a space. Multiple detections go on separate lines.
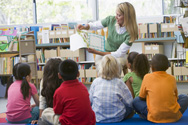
53, 79, 96, 125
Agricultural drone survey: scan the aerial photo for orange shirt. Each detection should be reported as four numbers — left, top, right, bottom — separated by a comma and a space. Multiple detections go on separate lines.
139, 71, 182, 123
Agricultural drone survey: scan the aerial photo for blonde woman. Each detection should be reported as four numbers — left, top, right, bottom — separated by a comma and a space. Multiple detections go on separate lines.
89, 55, 133, 123
77, 2, 138, 74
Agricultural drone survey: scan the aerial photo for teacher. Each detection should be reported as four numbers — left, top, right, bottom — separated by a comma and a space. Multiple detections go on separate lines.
77, 2, 138, 74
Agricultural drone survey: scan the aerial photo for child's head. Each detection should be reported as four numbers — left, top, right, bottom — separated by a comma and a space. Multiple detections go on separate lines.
133, 54, 150, 79
41, 58, 63, 107
16, 63, 31, 100
98, 55, 121, 80
127, 52, 139, 70
151, 54, 169, 72
59, 59, 78, 81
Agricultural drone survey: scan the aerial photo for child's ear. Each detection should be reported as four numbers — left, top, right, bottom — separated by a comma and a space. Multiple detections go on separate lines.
58, 73, 62, 79
77, 71, 80, 77
26, 75, 31, 82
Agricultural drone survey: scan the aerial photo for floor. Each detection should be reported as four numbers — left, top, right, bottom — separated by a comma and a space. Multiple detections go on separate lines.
0, 83, 187, 113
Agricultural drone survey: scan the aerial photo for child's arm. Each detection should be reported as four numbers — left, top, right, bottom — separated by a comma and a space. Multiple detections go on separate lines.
33, 93, 39, 106
125, 77, 134, 98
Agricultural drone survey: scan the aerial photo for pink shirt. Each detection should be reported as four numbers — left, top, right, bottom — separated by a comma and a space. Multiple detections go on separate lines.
6, 80, 37, 122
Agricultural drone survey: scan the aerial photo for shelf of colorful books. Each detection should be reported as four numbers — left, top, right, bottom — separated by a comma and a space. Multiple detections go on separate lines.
135, 37, 176, 43
36, 42, 70, 48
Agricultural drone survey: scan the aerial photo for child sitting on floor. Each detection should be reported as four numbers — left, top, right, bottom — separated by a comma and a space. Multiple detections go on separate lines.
41, 59, 96, 125
133, 54, 188, 123
123, 52, 150, 98
6, 63, 39, 124
89, 55, 133, 123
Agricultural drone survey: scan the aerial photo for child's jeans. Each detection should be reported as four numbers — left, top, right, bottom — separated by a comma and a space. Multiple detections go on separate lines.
6, 106, 39, 124
132, 94, 188, 119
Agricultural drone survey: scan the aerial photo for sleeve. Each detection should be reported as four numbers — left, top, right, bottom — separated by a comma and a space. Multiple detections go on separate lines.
124, 34, 132, 46
39, 79, 47, 110
88, 21, 104, 31
123, 73, 133, 82
53, 91, 64, 115
119, 80, 133, 107
30, 83, 38, 96
111, 42, 131, 58
139, 75, 147, 98
101, 16, 112, 27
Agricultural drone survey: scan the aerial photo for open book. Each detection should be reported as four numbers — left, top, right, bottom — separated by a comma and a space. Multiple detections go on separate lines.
70, 30, 105, 52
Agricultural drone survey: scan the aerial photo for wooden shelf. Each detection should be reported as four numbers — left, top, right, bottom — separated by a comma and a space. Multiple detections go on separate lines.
36, 42, 70, 48
0, 74, 12, 76
0, 51, 19, 57
177, 81, 188, 83
135, 37, 176, 43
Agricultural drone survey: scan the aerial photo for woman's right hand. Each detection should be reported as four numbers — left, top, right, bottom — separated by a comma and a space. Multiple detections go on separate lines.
77, 24, 90, 30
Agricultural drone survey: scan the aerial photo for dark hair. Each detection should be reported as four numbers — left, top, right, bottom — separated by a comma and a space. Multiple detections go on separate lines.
151, 54, 169, 71
59, 59, 78, 81
133, 54, 150, 79
41, 58, 63, 108
127, 52, 139, 70
5, 62, 20, 98
16, 63, 31, 100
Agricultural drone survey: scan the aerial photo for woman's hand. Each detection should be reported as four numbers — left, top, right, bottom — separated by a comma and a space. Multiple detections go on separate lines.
30, 104, 36, 108
77, 24, 90, 30
87, 48, 98, 54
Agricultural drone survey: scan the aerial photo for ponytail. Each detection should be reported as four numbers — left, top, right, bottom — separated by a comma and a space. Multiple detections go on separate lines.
16, 63, 31, 100
21, 77, 31, 100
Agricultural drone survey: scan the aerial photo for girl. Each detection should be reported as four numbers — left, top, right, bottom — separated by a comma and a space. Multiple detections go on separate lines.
6, 63, 39, 124
30, 58, 63, 124
89, 55, 133, 123
123, 52, 150, 98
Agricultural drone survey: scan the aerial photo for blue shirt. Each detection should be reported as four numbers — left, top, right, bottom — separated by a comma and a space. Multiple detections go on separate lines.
89, 77, 133, 123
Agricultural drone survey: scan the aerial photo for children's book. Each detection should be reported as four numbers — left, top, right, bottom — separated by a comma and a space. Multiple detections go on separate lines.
70, 30, 105, 52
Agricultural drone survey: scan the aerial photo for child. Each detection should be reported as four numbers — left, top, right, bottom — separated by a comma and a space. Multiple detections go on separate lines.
133, 54, 188, 123
6, 63, 39, 124
31, 58, 63, 124
41, 59, 96, 125
123, 52, 150, 98
89, 55, 133, 123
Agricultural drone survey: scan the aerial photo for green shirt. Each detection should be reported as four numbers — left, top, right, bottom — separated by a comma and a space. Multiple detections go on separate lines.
123, 72, 142, 97
101, 16, 132, 52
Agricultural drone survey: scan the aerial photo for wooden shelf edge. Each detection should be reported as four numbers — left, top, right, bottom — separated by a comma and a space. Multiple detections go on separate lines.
135, 37, 176, 43
36, 42, 70, 48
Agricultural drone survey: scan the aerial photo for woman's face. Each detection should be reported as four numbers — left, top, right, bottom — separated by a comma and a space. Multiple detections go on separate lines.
115, 10, 124, 26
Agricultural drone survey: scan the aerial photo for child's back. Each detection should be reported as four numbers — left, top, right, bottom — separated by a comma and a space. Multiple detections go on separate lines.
140, 72, 182, 123
90, 55, 133, 123
53, 59, 95, 125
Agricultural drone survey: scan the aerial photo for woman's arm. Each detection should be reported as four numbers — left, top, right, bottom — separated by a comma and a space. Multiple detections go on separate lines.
87, 48, 110, 56
125, 77, 134, 98
77, 21, 104, 31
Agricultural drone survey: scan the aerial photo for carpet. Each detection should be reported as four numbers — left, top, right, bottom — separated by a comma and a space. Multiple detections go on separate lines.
96, 108, 188, 125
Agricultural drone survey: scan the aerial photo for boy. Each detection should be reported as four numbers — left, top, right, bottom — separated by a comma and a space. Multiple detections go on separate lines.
133, 54, 188, 123
41, 59, 96, 125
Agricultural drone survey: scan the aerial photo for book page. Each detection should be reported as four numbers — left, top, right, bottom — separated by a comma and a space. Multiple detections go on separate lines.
70, 33, 88, 51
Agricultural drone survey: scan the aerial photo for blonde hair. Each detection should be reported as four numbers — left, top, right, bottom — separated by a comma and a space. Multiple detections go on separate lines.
98, 55, 122, 80
117, 2, 138, 42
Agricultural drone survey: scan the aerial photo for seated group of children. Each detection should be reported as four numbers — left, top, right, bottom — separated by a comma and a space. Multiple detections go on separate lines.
5, 52, 188, 125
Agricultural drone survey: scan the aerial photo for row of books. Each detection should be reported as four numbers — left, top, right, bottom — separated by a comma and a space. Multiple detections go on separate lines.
138, 23, 179, 39
0, 57, 19, 74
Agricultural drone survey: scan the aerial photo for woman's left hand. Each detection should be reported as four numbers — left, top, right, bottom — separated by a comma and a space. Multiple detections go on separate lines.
87, 48, 98, 54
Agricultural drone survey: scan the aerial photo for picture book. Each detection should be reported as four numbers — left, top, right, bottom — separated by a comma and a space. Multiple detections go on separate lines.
70, 30, 105, 52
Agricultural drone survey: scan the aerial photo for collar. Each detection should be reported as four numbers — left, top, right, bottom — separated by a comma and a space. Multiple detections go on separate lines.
62, 79, 79, 85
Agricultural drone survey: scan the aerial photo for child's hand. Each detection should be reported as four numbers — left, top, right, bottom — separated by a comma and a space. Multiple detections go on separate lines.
31, 120, 38, 124
30, 104, 36, 108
